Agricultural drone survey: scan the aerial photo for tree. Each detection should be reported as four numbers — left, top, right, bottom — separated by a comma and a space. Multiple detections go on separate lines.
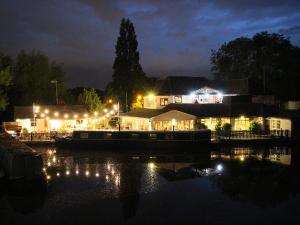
211, 32, 300, 100
0, 68, 12, 110
77, 88, 104, 112
249, 121, 263, 134
12, 50, 65, 105
108, 18, 147, 111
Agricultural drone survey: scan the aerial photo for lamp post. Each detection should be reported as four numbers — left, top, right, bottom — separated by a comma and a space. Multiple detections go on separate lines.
50, 80, 58, 104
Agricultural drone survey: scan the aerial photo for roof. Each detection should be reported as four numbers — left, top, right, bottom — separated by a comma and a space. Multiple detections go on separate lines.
155, 76, 249, 95
120, 108, 170, 118
165, 103, 279, 118
14, 105, 89, 119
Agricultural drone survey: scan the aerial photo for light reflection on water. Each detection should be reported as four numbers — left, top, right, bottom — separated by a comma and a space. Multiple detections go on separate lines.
1, 146, 300, 225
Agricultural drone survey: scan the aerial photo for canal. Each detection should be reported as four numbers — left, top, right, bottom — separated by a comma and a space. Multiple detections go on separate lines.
1, 146, 300, 225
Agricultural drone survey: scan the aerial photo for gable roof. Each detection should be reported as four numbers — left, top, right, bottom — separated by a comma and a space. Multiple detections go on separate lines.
14, 105, 89, 119
155, 76, 249, 95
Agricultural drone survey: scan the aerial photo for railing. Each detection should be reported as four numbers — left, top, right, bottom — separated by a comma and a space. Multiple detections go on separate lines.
211, 130, 290, 140
19, 132, 72, 142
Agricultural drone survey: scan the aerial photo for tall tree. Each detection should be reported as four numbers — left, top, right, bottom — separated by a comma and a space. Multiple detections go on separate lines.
109, 18, 147, 111
211, 32, 300, 100
77, 88, 104, 112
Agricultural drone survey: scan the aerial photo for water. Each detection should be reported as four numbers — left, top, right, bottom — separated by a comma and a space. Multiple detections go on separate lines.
1, 146, 300, 225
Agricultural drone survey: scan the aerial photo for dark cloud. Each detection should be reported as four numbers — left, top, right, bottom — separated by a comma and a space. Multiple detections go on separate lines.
1, 0, 300, 89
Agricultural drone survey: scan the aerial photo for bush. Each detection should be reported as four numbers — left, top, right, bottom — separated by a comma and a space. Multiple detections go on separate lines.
215, 119, 222, 136
195, 120, 207, 130
222, 123, 232, 137
249, 121, 263, 134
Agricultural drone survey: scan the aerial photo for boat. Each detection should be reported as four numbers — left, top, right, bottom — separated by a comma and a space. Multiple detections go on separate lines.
55, 130, 212, 151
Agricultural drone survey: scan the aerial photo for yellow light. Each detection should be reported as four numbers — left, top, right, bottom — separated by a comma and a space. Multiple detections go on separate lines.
113, 104, 118, 110
240, 156, 245, 161
74, 114, 78, 119
56, 172, 60, 177
148, 162, 155, 169
64, 114, 69, 118
240, 115, 245, 120
108, 99, 113, 103
47, 175, 51, 180
103, 108, 108, 113
46, 117, 50, 121
105, 175, 109, 180
66, 170, 70, 175
111, 169, 115, 175
53, 156, 56, 163
84, 113, 88, 118
41, 113, 45, 118
85, 171, 90, 176
95, 172, 99, 177
94, 111, 98, 116
35, 106, 40, 113
43, 167, 46, 172
137, 95, 142, 100
47, 162, 51, 167
148, 93, 155, 100
44, 109, 49, 114
110, 110, 114, 115
54, 112, 59, 117
76, 170, 79, 175
106, 114, 110, 118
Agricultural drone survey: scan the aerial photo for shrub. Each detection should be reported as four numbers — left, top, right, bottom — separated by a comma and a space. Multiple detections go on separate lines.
195, 120, 207, 130
249, 121, 263, 134
222, 123, 232, 137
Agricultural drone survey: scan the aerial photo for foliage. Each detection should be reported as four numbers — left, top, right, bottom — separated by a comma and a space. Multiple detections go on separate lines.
108, 18, 148, 111
222, 123, 232, 137
195, 120, 207, 130
211, 32, 300, 100
0, 68, 12, 110
215, 119, 223, 136
77, 88, 104, 112
249, 121, 263, 134
11, 50, 65, 105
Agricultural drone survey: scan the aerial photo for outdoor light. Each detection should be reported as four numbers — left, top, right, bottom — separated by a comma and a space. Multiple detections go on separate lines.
189, 92, 195, 97
85, 171, 90, 176
148, 93, 155, 100
95, 172, 99, 177
46, 117, 50, 121
113, 104, 118, 110
94, 111, 98, 116
103, 108, 108, 113
76, 170, 79, 175
64, 114, 69, 118
84, 113, 88, 118
108, 99, 113, 103
47, 175, 51, 180
240, 156, 245, 161
74, 114, 78, 119
66, 170, 70, 175
148, 162, 155, 169
137, 95, 142, 100
56, 172, 60, 177
35, 106, 40, 113
41, 113, 45, 118
217, 92, 223, 98
216, 164, 223, 172
110, 110, 114, 115
44, 109, 49, 114
54, 112, 59, 117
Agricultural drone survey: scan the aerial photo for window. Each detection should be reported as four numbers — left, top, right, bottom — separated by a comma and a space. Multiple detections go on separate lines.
160, 98, 168, 106
31, 119, 36, 127
277, 120, 281, 129
175, 96, 182, 103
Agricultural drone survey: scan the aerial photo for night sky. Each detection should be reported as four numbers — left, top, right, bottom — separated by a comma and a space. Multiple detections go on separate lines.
1, 0, 300, 89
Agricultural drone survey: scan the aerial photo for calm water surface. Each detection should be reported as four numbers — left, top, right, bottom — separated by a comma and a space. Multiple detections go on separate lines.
1, 146, 300, 225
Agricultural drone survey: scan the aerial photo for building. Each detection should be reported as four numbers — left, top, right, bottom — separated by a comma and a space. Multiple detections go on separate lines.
143, 76, 249, 109
10, 105, 91, 133
120, 103, 297, 136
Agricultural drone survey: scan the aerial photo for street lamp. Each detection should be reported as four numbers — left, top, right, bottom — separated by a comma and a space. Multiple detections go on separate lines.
50, 80, 58, 104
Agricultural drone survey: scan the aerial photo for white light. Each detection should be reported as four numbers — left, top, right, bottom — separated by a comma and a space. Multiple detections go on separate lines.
43, 167, 46, 172
53, 156, 56, 163
74, 114, 78, 119
217, 92, 223, 98
64, 114, 69, 118
103, 108, 108, 113
47, 175, 51, 180
41, 113, 45, 118
76, 170, 79, 175
94, 111, 98, 116
44, 109, 49, 114
95, 172, 99, 177
216, 164, 223, 172
148, 162, 155, 169
190, 92, 195, 97
84, 113, 88, 118
66, 170, 70, 175
113, 104, 118, 110
56, 172, 60, 177
85, 171, 90, 176
54, 112, 59, 117
110, 110, 114, 115
171, 118, 176, 126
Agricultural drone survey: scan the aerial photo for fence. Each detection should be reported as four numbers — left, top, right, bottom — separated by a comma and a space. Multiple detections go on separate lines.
211, 130, 290, 140
19, 132, 72, 142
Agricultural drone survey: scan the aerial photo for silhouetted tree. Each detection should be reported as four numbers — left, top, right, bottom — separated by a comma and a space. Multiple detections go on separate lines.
0, 68, 12, 110
211, 32, 300, 100
77, 88, 104, 112
108, 18, 147, 111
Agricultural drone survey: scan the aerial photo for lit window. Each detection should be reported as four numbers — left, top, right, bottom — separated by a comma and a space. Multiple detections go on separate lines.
160, 98, 169, 106
175, 96, 182, 103
30, 119, 36, 127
